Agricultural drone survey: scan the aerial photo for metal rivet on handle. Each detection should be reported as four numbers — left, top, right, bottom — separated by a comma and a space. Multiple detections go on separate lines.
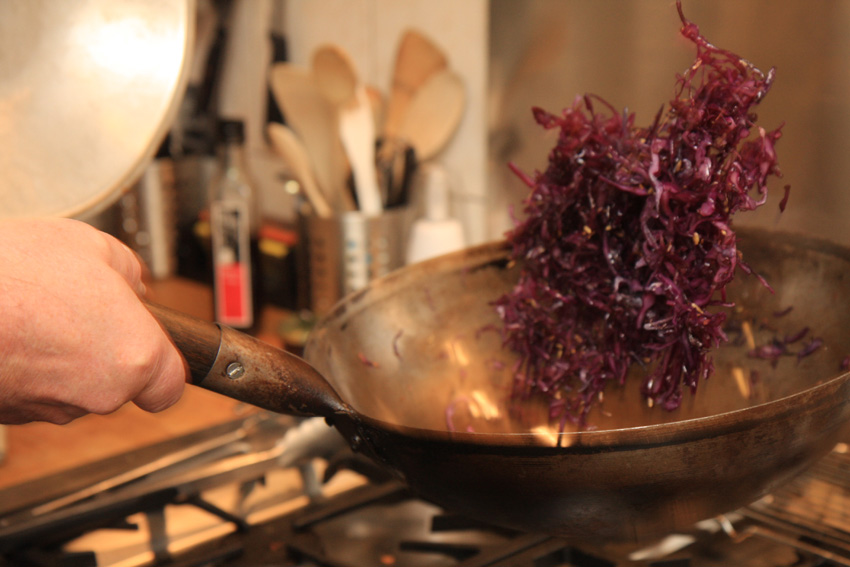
225, 361, 245, 380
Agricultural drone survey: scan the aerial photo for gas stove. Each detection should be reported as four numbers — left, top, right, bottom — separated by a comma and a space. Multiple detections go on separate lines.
1, 413, 849, 567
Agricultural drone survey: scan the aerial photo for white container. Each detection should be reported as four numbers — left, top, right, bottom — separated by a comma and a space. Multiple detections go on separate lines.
406, 164, 467, 265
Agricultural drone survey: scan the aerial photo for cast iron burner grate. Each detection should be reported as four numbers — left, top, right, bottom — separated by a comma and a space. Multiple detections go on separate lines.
164, 452, 850, 567
164, 481, 632, 567
4, 470, 850, 567
4, 416, 850, 567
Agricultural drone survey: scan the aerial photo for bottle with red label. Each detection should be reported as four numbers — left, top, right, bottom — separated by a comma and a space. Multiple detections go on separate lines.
208, 119, 262, 331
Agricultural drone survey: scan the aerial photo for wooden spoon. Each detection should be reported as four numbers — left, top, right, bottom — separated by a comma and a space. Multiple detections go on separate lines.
312, 45, 358, 107
383, 29, 448, 140
398, 69, 466, 161
267, 122, 333, 218
268, 63, 353, 212
312, 45, 383, 215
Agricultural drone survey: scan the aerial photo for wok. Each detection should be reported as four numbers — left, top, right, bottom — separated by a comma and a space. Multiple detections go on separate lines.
0, 0, 193, 220
151, 226, 850, 542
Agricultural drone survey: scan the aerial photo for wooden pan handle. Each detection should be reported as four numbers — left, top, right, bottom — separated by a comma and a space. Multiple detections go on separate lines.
146, 302, 349, 420
146, 302, 222, 385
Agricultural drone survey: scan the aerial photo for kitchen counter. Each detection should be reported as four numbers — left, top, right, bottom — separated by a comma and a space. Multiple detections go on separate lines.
0, 278, 288, 491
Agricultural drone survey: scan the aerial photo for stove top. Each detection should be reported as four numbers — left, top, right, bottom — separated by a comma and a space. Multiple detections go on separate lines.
1, 414, 849, 567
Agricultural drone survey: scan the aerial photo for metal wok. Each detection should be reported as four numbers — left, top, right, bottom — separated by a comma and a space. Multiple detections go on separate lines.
152, 226, 850, 542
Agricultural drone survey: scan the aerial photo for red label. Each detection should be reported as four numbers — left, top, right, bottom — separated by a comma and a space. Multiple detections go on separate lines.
211, 200, 253, 328
215, 262, 252, 327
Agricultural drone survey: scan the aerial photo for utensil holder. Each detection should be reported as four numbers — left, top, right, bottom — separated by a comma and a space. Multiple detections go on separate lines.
301, 207, 411, 316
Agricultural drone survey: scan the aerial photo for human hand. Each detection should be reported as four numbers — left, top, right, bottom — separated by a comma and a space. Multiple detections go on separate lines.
0, 218, 187, 424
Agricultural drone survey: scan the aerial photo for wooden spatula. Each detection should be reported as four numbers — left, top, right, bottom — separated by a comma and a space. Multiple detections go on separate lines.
268, 63, 353, 212
267, 122, 334, 218
398, 69, 466, 162
312, 45, 383, 215
383, 29, 448, 141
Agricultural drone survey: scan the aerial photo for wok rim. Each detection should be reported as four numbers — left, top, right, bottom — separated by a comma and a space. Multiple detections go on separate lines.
348, 369, 850, 450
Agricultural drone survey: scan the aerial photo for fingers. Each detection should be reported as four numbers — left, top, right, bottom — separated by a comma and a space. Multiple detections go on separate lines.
99, 229, 187, 413
130, 308, 189, 413
37, 404, 89, 426
91, 226, 187, 413
132, 351, 187, 413
1, 401, 88, 426
100, 231, 147, 296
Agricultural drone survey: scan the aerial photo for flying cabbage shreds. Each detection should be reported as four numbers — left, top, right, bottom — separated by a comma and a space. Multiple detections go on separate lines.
495, 3, 786, 427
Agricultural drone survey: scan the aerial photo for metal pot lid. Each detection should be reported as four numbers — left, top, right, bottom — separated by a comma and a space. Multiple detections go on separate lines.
0, 0, 194, 220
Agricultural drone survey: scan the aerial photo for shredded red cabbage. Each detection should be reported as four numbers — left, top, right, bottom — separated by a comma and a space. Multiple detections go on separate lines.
495, 2, 786, 426
747, 332, 823, 367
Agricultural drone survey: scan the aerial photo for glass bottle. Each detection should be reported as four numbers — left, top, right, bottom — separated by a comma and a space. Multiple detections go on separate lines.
208, 119, 261, 331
